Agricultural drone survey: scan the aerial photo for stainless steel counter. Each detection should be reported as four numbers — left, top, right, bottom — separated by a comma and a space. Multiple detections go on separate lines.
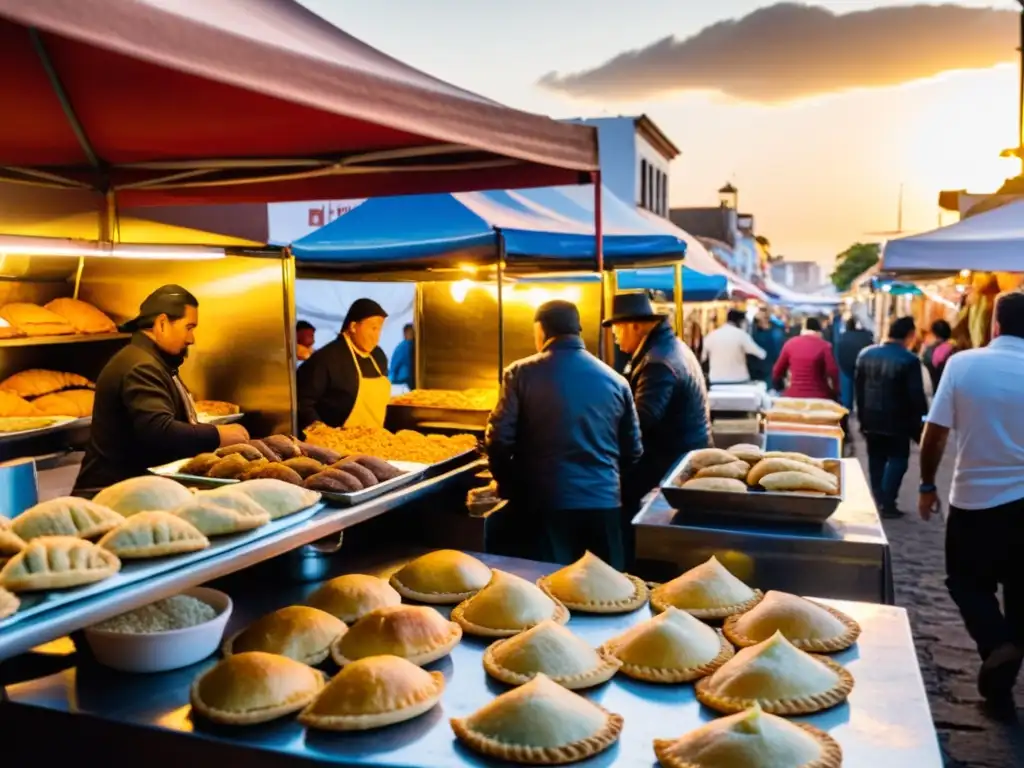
0, 459, 484, 661
1, 550, 942, 768
635, 458, 893, 604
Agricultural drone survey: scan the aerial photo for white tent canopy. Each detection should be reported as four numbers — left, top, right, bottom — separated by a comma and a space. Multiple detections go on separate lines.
763, 276, 840, 308
882, 199, 1024, 273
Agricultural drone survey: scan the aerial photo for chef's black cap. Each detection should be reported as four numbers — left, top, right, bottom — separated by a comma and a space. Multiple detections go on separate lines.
535, 300, 582, 338
342, 298, 388, 328
121, 285, 199, 332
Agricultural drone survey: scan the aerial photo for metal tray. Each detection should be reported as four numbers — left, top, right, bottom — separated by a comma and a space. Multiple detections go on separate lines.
385, 403, 490, 431
0, 502, 323, 631
149, 458, 427, 507
196, 412, 245, 425
661, 451, 844, 526
0, 416, 89, 444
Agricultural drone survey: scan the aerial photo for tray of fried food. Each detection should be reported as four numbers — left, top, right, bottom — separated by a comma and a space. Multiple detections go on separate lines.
302, 423, 479, 468
660, 447, 843, 525
149, 434, 426, 506
389, 388, 498, 412
194, 400, 244, 425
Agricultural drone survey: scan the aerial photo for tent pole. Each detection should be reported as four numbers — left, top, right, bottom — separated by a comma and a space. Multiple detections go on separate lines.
673, 261, 684, 340
497, 236, 505, 382
593, 172, 612, 362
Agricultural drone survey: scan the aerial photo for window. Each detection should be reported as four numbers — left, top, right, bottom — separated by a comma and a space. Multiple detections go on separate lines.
660, 171, 668, 216
656, 171, 664, 215
640, 159, 648, 208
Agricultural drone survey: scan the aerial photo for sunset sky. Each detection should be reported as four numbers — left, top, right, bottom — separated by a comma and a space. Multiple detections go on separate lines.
300, 0, 1023, 267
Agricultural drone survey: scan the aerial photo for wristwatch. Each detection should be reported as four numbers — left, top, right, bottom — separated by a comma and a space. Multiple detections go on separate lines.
919, 483, 937, 494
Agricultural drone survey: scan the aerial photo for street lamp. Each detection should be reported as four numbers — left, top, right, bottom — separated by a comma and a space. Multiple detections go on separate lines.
718, 182, 738, 209
999, 1, 1024, 172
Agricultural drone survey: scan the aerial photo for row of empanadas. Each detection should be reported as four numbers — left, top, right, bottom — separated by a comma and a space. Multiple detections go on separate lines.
11, 497, 123, 541
0, 299, 116, 336
97, 511, 209, 559
0, 369, 94, 398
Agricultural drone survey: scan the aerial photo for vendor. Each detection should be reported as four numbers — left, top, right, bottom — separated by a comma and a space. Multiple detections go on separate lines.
296, 320, 316, 361
74, 285, 250, 493
296, 298, 390, 432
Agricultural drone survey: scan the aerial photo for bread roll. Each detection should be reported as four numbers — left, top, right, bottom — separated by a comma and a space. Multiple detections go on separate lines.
771, 397, 848, 416
762, 451, 826, 469
695, 460, 750, 481
759, 471, 839, 495
686, 448, 739, 471
747, 458, 836, 488
681, 477, 748, 493
767, 408, 841, 426
727, 443, 763, 464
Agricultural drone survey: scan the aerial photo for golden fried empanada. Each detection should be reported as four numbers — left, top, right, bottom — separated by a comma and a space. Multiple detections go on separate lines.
0, 369, 93, 398
43, 298, 117, 334
0, 303, 75, 336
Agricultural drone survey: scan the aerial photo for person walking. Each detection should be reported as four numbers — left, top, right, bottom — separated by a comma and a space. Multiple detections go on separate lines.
750, 310, 781, 388
771, 316, 840, 399
921, 319, 954, 391
855, 316, 929, 518
702, 308, 766, 385
918, 292, 1024, 714
835, 317, 873, 414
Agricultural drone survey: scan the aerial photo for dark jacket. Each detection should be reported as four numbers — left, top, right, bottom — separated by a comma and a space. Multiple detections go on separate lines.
854, 341, 929, 440
836, 328, 873, 377
749, 324, 781, 383
75, 334, 219, 492
296, 335, 389, 431
485, 336, 642, 511
626, 322, 711, 492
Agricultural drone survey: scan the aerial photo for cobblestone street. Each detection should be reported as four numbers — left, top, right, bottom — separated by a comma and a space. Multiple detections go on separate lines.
853, 436, 1024, 767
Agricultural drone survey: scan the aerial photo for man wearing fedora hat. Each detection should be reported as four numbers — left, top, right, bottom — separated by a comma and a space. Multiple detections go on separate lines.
605, 292, 711, 558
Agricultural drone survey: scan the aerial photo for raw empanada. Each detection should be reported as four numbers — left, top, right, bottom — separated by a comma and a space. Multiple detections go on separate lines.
389, 549, 491, 604
12, 497, 123, 541
43, 298, 117, 334
171, 499, 270, 537
209, 478, 320, 519
306, 573, 402, 624
0, 369, 93, 398
537, 550, 648, 613
194, 488, 270, 517
97, 511, 209, 559
0, 535, 120, 591
331, 604, 461, 667
224, 605, 347, 666
92, 475, 194, 517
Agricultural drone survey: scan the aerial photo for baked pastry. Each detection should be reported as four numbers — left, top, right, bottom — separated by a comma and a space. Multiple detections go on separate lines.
0, 517, 26, 560
0, 585, 19, 620
727, 443, 763, 464
653, 703, 842, 768
171, 499, 270, 536
43, 298, 117, 334
0, 369, 93, 398
190, 651, 324, 725
179, 453, 221, 476
762, 451, 826, 469
767, 409, 841, 426
747, 458, 836, 487
299, 654, 445, 732
240, 462, 304, 485
389, 549, 491, 604
329, 458, 379, 487
601, 607, 733, 683
207, 453, 257, 479
215, 443, 265, 461
351, 455, 405, 481
12, 497, 123, 541
224, 605, 347, 665
759, 472, 837, 495
193, 400, 240, 416
537, 550, 648, 613
212, 478, 320, 518
32, 389, 94, 418
687, 448, 741, 471
695, 460, 750, 481
723, 591, 861, 653
247, 439, 281, 462
771, 397, 847, 416
305, 468, 363, 493
282, 456, 326, 479
305, 573, 402, 623
331, 604, 461, 667
0, 536, 120, 591
92, 475, 194, 517
651, 556, 762, 619
295, 441, 342, 465
452, 569, 569, 637
483, 620, 621, 690
193, 488, 270, 517
0, 303, 75, 336
97, 511, 209, 559
262, 434, 303, 460
0, 391, 40, 418
451, 673, 623, 765
695, 631, 854, 715
681, 477, 747, 493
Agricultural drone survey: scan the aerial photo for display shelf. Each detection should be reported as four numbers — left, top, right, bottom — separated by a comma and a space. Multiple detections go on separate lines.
0, 332, 130, 348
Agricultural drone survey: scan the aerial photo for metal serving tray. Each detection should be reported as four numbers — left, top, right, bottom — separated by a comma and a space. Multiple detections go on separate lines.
149, 458, 427, 507
196, 412, 245, 425
0, 502, 323, 631
0, 416, 89, 444
661, 450, 845, 526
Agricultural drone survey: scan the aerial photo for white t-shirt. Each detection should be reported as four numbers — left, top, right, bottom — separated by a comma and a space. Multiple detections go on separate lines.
926, 335, 1024, 510
702, 323, 766, 384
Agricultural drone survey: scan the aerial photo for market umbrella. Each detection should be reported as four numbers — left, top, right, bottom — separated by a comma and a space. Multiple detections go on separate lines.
0, 0, 597, 237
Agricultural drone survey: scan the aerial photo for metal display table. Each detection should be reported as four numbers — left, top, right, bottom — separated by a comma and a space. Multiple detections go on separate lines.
635, 458, 894, 604
1, 550, 941, 767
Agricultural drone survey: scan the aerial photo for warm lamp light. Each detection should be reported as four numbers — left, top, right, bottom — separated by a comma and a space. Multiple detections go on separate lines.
447, 280, 583, 308
0, 235, 225, 261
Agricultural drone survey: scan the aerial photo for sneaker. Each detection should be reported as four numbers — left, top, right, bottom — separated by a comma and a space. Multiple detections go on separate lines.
978, 642, 1024, 702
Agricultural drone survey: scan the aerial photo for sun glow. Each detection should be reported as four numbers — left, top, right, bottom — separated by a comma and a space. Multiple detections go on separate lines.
448, 280, 583, 308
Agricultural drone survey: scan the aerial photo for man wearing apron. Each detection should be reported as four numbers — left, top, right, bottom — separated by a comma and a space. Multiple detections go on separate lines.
296, 298, 391, 432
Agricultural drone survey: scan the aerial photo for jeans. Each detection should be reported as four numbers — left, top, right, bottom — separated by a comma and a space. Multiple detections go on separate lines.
839, 371, 855, 413
864, 433, 910, 512
946, 500, 1024, 660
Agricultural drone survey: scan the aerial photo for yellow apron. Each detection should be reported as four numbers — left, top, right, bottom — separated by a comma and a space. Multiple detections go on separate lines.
342, 334, 391, 428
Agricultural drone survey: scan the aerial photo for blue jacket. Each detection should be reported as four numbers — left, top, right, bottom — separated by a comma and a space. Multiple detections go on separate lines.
485, 337, 642, 510
626, 322, 711, 491
391, 338, 415, 388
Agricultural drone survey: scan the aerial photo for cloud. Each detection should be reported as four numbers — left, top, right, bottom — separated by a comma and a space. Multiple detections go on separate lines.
538, 3, 1018, 103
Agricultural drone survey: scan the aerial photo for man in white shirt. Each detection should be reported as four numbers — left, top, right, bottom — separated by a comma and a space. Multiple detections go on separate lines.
919, 291, 1024, 712
702, 309, 766, 385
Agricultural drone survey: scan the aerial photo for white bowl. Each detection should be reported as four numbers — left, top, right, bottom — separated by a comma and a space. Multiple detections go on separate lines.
83, 587, 232, 673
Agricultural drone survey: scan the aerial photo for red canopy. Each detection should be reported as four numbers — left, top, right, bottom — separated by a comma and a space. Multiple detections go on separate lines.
0, 0, 597, 209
